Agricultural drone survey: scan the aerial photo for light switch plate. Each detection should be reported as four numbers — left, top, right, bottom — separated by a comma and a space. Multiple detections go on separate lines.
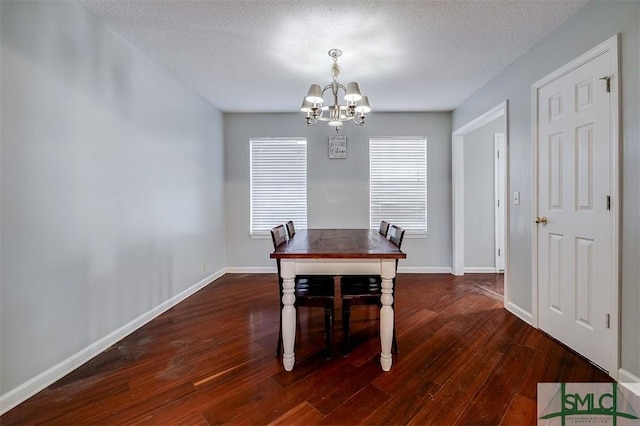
513, 191, 520, 205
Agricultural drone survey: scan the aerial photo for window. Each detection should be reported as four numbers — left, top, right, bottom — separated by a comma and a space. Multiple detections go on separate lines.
370, 137, 427, 234
250, 137, 307, 235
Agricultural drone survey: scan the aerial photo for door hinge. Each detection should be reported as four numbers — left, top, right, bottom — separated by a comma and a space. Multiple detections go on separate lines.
606, 195, 611, 210
497, 199, 500, 207
600, 75, 611, 93
498, 248, 501, 256
606, 314, 610, 329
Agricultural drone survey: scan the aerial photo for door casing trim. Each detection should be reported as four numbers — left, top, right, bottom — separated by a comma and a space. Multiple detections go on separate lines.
452, 101, 509, 275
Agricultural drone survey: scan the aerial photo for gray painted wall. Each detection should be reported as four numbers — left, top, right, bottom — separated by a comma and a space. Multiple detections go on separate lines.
3, 0, 637, 406
0, 1, 226, 394
224, 112, 452, 270
464, 117, 504, 268
452, 0, 640, 377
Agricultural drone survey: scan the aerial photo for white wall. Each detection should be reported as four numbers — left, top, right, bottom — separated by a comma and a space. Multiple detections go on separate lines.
464, 117, 504, 268
452, 0, 640, 378
0, 0, 225, 401
224, 112, 452, 272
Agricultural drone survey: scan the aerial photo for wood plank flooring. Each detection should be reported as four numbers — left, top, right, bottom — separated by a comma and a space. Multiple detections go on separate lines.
1, 273, 612, 425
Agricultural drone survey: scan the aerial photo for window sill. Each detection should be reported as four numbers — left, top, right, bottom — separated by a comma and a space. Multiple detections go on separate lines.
250, 233, 271, 240
404, 232, 427, 239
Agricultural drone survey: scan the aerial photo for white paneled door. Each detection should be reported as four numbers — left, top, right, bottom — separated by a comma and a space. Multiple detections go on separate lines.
535, 43, 617, 373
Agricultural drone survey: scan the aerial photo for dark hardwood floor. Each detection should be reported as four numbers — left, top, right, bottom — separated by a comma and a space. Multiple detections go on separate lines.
2, 273, 612, 425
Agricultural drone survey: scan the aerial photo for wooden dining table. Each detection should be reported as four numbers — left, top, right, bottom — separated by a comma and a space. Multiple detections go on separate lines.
270, 228, 406, 372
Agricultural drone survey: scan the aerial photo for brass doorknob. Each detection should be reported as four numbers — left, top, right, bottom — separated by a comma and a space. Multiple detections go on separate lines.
535, 216, 548, 225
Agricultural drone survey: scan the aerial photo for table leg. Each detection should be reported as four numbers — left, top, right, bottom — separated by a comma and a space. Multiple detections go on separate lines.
280, 259, 296, 371
379, 259, 395, 371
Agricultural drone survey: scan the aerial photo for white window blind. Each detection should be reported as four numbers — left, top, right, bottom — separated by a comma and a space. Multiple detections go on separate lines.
370, 137, 427, 234
250, 138, 307, 235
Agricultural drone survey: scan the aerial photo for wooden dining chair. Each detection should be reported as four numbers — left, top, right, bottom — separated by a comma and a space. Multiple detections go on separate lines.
340, 224, 405, 356
286, 220, 295, 239
271, 224, 335, 359
379, 220, 390, 238
388, 224, 405, 249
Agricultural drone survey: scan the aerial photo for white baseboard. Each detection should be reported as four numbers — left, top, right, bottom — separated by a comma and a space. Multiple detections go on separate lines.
224, 266, 276, 273
224, 266, 453, 274
505, 301, 534, 325
618, 369, 640, 396
463, 267, 498, 273
0, 268, 225, 415
397, 266, 452, 274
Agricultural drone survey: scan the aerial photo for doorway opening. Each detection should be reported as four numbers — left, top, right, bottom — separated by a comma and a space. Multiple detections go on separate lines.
452, 101, 508, 302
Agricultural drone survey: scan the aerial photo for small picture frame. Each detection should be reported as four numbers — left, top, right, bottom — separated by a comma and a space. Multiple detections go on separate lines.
328, 136, 347, 159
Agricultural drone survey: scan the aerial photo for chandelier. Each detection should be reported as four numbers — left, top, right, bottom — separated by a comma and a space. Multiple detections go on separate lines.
300, 49, 371, 133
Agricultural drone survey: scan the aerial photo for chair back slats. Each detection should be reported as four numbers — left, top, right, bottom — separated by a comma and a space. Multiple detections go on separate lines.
271, 225, 287, 250
286, 220, 295, 239
388, 224, 405, 249
379, 220, 390, 237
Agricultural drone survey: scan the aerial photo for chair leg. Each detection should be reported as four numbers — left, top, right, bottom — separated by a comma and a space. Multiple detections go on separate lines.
324, 301, 333, 360
341, 300, 351, 356
392, 327, 398, 354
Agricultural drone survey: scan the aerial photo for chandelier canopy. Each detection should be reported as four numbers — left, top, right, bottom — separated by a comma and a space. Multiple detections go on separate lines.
301, 49, 371, 133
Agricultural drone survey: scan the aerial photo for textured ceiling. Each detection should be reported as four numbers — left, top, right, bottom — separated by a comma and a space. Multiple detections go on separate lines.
80, 0, 588, 113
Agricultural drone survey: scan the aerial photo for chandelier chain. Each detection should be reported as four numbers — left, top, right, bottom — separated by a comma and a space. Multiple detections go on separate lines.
331, 61, 340, 82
